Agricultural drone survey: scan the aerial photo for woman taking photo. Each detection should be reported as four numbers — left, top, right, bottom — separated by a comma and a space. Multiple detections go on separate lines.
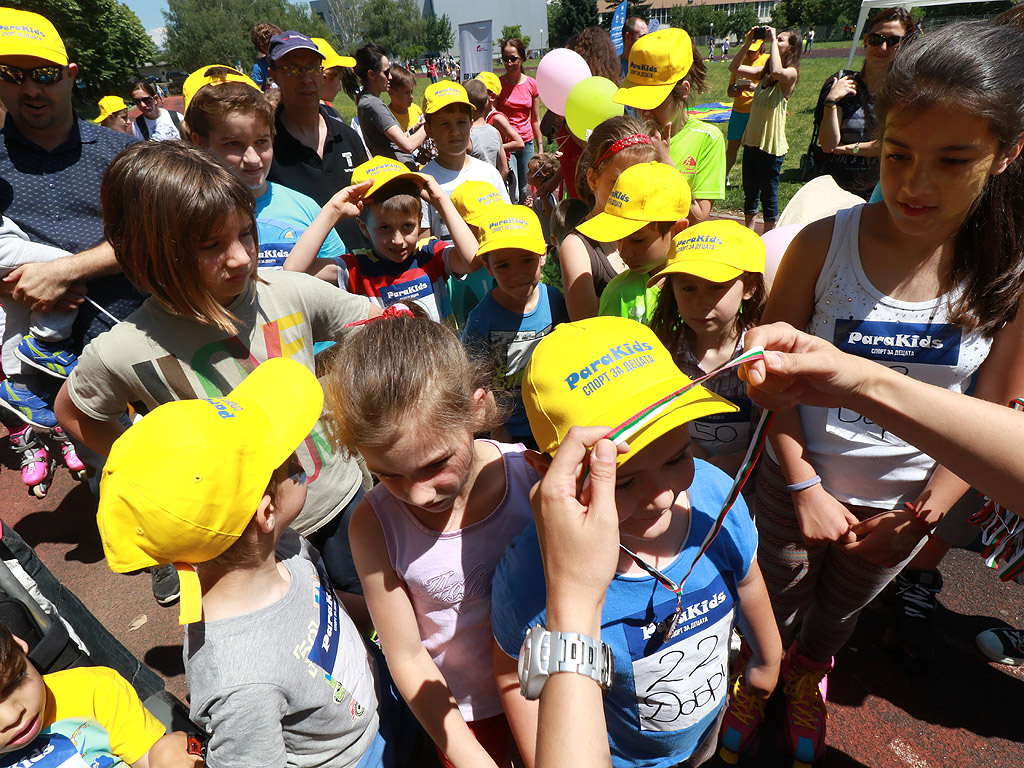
815, 8, 915, 198
735, 26, 801, 232
341, 42, 426, 170
496, 38, 541, 204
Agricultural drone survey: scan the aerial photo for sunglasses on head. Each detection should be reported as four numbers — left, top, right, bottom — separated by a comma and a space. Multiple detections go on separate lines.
866, 32, 904, 48
0, 63, 65, 86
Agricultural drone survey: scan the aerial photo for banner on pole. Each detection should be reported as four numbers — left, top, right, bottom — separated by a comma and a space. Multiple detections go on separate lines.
611, 1, 627, 55
459, 20, 493, 78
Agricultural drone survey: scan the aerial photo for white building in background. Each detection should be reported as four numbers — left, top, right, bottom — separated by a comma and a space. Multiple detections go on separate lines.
597, 0, 779, 28
309, 0, 549, 58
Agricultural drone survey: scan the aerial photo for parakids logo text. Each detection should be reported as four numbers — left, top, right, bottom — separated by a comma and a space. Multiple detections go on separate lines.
608, 189, 629, 209
490, 217, 529, 232
834, 319, 961, 365
676, 233, 723, 253
565, 340, 654, 393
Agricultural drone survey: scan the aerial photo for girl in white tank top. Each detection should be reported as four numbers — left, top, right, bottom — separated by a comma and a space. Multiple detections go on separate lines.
742, 22, 1024, 766
324, 307, 535, 768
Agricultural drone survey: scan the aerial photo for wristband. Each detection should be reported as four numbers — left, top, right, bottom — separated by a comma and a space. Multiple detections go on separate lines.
824, 99, 839, 106
786, 475, 821, 493
904, 502, 936, 540
853, 142, 861, 154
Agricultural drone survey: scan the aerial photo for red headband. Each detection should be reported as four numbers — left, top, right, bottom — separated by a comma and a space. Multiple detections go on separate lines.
593, 133, 653, 168
344, 303, 415, 327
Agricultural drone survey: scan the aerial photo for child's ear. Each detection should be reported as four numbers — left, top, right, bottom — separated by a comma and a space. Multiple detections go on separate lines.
191, 132, 206, 148
471, 387, 492, 427
678, 80, 691, 103
422, 119, 434, 139
539, 251, 547, 268
742, 273, 759, 300
586, 166, 598, 193
671, 218, 689, 236
255, 492, 276, 533
13, 635, 29, 654
992, 135, 1024, 176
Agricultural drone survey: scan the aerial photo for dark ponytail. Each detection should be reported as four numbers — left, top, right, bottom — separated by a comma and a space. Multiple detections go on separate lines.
876, 20, 1024, 336
342, 42, 387, 101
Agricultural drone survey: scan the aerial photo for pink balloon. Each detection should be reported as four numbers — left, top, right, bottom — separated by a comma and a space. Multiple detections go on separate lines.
761, 224, 803, 290
536, 48, 591, 116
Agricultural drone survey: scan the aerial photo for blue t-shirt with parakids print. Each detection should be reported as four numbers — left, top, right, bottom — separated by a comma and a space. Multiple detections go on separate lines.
255, 182, 347, 270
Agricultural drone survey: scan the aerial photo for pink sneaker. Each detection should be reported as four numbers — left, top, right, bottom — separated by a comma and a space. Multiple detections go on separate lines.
781, 644, 832, 767
718, 639, 765, 764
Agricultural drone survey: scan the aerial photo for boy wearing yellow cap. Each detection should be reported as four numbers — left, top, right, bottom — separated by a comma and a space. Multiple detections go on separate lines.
461, 205, 568, 448
490, 316, 782, 768
93, 95, 131, 133
418, 81, 509, 241
97, 359, 413, 768
576, 161, 691, 325
286, 156, 481, 323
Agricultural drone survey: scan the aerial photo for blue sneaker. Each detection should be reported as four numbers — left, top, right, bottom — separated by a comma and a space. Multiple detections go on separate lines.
15, 335, 78, 379
0, 380, 57, 429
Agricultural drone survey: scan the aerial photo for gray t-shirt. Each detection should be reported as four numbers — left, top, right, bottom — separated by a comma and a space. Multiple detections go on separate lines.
67, 270, 370, 535
469, 124, 502, 171
357, 91, 413, 168
185, 532, 380, 768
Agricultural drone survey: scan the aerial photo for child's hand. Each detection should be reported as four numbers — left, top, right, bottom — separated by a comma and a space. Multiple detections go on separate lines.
744, 651, 781, 701
419, 175, 443, 204
652, 122, 673, 166
840, 507, 930, 566
326, 180, 373, 220
144, 731, 204, 768
792, 483, 858, 546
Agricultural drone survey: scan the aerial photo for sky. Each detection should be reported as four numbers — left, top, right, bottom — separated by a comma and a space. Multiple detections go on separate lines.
124, 0, 170, 31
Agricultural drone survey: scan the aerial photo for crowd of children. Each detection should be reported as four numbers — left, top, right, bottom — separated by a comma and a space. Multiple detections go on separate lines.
1, 8, 1024, 768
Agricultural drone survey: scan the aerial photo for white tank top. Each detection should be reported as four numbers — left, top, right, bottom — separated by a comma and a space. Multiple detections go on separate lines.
798, 205, 993, 508
368, 440, 536, 720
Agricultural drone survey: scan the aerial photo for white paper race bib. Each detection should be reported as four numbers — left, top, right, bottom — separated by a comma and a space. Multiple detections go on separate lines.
623, 576, 735, 732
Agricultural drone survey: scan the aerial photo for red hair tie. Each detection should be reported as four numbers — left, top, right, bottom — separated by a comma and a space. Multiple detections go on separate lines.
593, 133, 653, 168
344, 302, 415, 327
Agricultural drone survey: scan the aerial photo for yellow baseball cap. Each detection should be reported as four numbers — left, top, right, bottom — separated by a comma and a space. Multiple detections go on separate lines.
524, 317, 735, 464
183, 65, 260, 114
614, 28, 694, 111
749, 39, 765, 52
312, 37, 356, 69
97, 358, 324, 625
652, 220, 767, 287
423, 80, 473, 115
0, 8, 68, 66
93, 95, 128, 124
451, 180, 506, 226
576, 162, 691, 243
477, 205, 546, 257
352, 155, 427, 199
475, 71, 502, 95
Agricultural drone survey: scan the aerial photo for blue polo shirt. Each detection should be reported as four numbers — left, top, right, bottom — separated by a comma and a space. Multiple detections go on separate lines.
0, 114, 144, 347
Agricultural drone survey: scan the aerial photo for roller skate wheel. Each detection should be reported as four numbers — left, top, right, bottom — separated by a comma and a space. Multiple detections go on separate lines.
719, 746, 740, 765
30, 484, 47, 499
72, 469, 88, 482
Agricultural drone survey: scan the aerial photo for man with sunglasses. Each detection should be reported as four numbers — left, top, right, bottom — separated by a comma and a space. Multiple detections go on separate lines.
266, 31, 369, 250
0, 8, 138, 347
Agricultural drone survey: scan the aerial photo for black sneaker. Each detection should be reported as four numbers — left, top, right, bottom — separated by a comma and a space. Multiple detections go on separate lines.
976, 627, 1024, 666
151, 564, 180, 606
892, 568, 943, 658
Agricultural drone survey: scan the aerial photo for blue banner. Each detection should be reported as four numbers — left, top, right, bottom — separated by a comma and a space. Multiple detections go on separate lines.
611, 1, 627, 55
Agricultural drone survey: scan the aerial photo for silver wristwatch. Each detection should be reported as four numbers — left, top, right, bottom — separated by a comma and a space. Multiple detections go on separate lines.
518, 624, 615, 700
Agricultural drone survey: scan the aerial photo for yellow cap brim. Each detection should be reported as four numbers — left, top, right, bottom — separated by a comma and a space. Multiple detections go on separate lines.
613, 80, 676, 110
324, 55, 356, 69
366, 171, 427, 198
651, 261, 745, 287
478, 234, 547, 257
576, 212, 649, 243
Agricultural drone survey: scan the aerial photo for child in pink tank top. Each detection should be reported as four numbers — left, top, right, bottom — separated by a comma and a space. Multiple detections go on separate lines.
325, 306, 535, 768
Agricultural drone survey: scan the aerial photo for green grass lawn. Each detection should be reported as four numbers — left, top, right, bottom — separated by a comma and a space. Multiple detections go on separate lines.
332, 56, 860, 215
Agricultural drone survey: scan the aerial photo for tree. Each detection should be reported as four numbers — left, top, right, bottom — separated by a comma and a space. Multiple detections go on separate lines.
14, 0, 154, 94
599, 0, 653, 30
359, 0, 425, 60
547, 0, 598, 48
727, 7, 760, 38
667, 6, 728, 39
424, 13, 455, 54
498, 25, 531, 52
164, 0, 335, 73
317, 0, 367, 51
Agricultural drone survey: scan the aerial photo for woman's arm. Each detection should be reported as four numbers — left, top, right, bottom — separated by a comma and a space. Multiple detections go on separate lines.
55, 383, 127, 457
729, 30, 760, 76
493, 642, 539, 768
817, 76, 857, 153
766, 28, 799, 97
559, 233, 600, 321
530, 93, 542, 152
384, 122, 427, 154
735, 560, 783, 699
492, 112, 525, 154
762, 218, 859, 545
349, 502, 500, 768
497, 142, 510, 180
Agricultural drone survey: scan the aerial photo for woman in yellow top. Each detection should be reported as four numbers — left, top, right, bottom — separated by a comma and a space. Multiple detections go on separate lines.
725, 40, 770, 181
734, 27, 801, 231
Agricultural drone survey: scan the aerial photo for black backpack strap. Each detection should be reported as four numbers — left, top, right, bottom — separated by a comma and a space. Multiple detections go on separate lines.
135, 114, 150, 140
168, 109, 181, 129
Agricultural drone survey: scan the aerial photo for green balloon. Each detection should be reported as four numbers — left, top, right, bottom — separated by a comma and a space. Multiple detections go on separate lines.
565, 77, 625, 141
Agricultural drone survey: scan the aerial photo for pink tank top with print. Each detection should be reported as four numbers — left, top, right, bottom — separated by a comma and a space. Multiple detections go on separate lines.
367, 441, 536, 721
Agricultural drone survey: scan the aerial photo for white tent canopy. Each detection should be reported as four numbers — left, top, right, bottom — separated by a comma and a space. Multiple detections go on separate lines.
846, 0, 998, 69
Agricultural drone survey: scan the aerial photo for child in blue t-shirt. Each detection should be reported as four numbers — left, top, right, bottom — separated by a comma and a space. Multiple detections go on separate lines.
490, 316, 782, 768
462, 205, 567, 449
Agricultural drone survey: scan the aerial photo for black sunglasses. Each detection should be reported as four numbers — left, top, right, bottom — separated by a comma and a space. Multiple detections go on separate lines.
503, 55, 520, 63
0, 63, 65, 86
865, 32, 904, 48
133, 95, 157, 106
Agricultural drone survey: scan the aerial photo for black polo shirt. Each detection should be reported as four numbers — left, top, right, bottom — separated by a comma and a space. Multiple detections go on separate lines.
0, 115, 144, 347
268, 104, 369, 250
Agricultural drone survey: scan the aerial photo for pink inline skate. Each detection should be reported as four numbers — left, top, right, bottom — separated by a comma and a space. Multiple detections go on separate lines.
52, 425, 88, 481
9, 425, 55, 498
